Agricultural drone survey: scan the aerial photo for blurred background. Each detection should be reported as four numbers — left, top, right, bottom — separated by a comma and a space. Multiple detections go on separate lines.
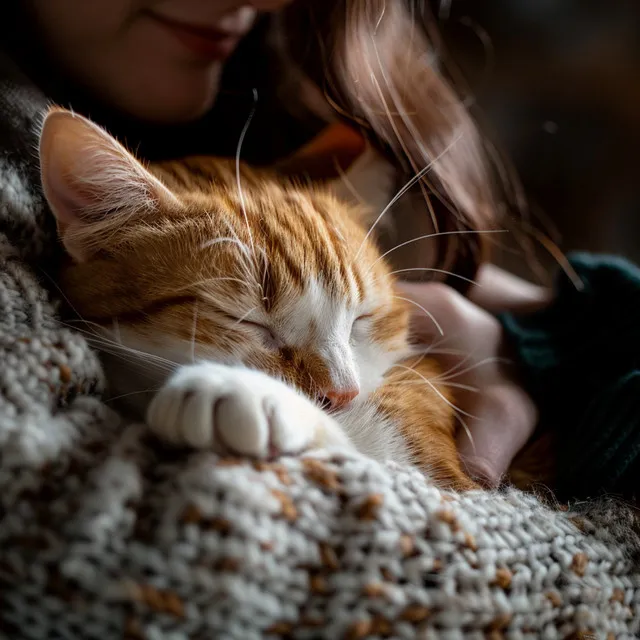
430, 0, 640, 276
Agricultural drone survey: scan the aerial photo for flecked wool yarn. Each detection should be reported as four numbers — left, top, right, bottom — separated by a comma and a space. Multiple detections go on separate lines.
1, 51, 640, 640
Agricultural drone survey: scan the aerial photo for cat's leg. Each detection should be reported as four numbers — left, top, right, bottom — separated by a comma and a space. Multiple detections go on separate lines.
146, 362, 355, 458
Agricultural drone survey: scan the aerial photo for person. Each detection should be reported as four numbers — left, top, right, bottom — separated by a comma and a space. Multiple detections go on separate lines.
1, 0, 554, 488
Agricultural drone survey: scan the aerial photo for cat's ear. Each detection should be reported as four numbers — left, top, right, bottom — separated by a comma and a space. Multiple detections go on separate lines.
39, 107, 180, 262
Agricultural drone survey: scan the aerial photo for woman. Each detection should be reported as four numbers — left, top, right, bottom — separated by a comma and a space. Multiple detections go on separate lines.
5, 4, 640, 638
2, 0, 547, 484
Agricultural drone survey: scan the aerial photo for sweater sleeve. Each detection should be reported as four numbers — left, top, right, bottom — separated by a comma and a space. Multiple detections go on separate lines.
499, 252, 640, 501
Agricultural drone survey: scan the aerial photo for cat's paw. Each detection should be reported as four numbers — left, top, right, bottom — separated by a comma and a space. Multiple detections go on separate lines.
146, 363, 352, 458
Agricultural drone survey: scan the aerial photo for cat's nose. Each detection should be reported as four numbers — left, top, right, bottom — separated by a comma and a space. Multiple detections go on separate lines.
323, 387, 359, 410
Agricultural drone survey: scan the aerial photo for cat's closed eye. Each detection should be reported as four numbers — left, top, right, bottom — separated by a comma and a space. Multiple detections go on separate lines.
237, 318, 280, 349
351, 313, 374, 339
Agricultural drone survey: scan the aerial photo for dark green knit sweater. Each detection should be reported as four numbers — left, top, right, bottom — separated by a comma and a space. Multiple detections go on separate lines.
499, 253, 640, 502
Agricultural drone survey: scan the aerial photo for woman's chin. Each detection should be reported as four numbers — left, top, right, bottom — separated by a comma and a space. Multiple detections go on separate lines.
105, 64, 223, 124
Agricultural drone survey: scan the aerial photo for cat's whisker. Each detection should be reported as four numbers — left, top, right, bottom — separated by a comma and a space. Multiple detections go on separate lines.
212, 219, 252, 277
434, 356, 508, 382
413, 347, 479, 358
354, 132, 466, 262
199, 237, 262, 291
219, 217, 264, 288
407, 331, 456, 352
388, 363, 479, 420
84, 338, 176, 370
39, 267, 92, 328
105, 388, 161, 403
40, 272, 162, 372
308, 372, 325, 405
39, 274, 175, 374
102, 352, 174, 374
455, 414, 476, 455
191, 300, 198, 364
397, 351, 429, 372
385, 347, 476, 392
61, 321, 178, 372
422, 347, 479, 381
361, 23, 441, 239
235, 87, 259, 261
334, 160, 367, 208
257, 244, 270, 298
386, 380, 479, 393
366, 228, 508, 275
365, 4, 484, 235
403, 337, 481, 373
387, 267, 480, 287
425, 381, 478, 393
399, 346, 484, 399
393, 295, 444, 336
232, 306, 258, 327
65, 316, 113, 332
80, 340, 176, 374
200, 237, 251, 256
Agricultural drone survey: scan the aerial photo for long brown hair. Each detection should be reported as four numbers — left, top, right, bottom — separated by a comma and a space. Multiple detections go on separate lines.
271, 0, 524, 289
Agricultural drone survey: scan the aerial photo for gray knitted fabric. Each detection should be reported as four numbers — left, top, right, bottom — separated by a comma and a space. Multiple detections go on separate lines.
1, 52, 640, 640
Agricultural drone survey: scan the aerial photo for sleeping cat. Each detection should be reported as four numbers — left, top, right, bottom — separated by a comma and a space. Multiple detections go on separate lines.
38, 106, 479, 491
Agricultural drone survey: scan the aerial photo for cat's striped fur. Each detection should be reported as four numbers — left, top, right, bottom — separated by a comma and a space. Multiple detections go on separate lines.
38, 107, 478, 491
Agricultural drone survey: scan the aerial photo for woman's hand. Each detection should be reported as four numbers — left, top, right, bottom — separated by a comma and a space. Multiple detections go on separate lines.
397, 266, 550, 487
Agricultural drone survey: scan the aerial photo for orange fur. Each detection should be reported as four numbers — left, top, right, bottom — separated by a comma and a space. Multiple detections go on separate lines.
373, 356, 479, 492
41, 107, 480, 491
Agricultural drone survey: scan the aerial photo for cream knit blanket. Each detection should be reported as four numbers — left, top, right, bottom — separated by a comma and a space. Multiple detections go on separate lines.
1, 52, 639, 640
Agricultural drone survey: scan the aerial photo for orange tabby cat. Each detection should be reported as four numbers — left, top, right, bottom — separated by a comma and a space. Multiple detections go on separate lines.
38, 106, 478, 492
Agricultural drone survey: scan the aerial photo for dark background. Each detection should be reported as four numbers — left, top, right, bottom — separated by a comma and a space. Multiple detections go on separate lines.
432, 0, 640, 275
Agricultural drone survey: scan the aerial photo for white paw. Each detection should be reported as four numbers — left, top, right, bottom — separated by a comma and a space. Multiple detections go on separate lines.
146, 363, 353, 458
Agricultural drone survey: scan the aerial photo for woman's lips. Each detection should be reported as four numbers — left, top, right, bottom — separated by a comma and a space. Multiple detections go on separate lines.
149, 13, 244, 61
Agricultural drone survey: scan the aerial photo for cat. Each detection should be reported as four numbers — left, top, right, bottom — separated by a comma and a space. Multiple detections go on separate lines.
37, 106, 479, 491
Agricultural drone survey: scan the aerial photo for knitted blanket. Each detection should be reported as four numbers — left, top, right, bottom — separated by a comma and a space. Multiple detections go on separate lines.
2, 53, 640, 640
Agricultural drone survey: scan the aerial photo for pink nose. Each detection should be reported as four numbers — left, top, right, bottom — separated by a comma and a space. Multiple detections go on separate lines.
324, 387, 359, 410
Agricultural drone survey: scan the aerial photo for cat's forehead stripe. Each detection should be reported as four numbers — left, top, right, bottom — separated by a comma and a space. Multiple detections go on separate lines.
251, 198, 364, 304
154, 159, 374, 308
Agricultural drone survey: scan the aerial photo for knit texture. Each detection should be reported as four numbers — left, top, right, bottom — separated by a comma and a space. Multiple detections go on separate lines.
500, 253, 640, 501
2, 52, 640, 639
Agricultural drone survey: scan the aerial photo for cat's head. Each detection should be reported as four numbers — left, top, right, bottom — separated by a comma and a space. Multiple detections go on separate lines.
39, 107, 409, 408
